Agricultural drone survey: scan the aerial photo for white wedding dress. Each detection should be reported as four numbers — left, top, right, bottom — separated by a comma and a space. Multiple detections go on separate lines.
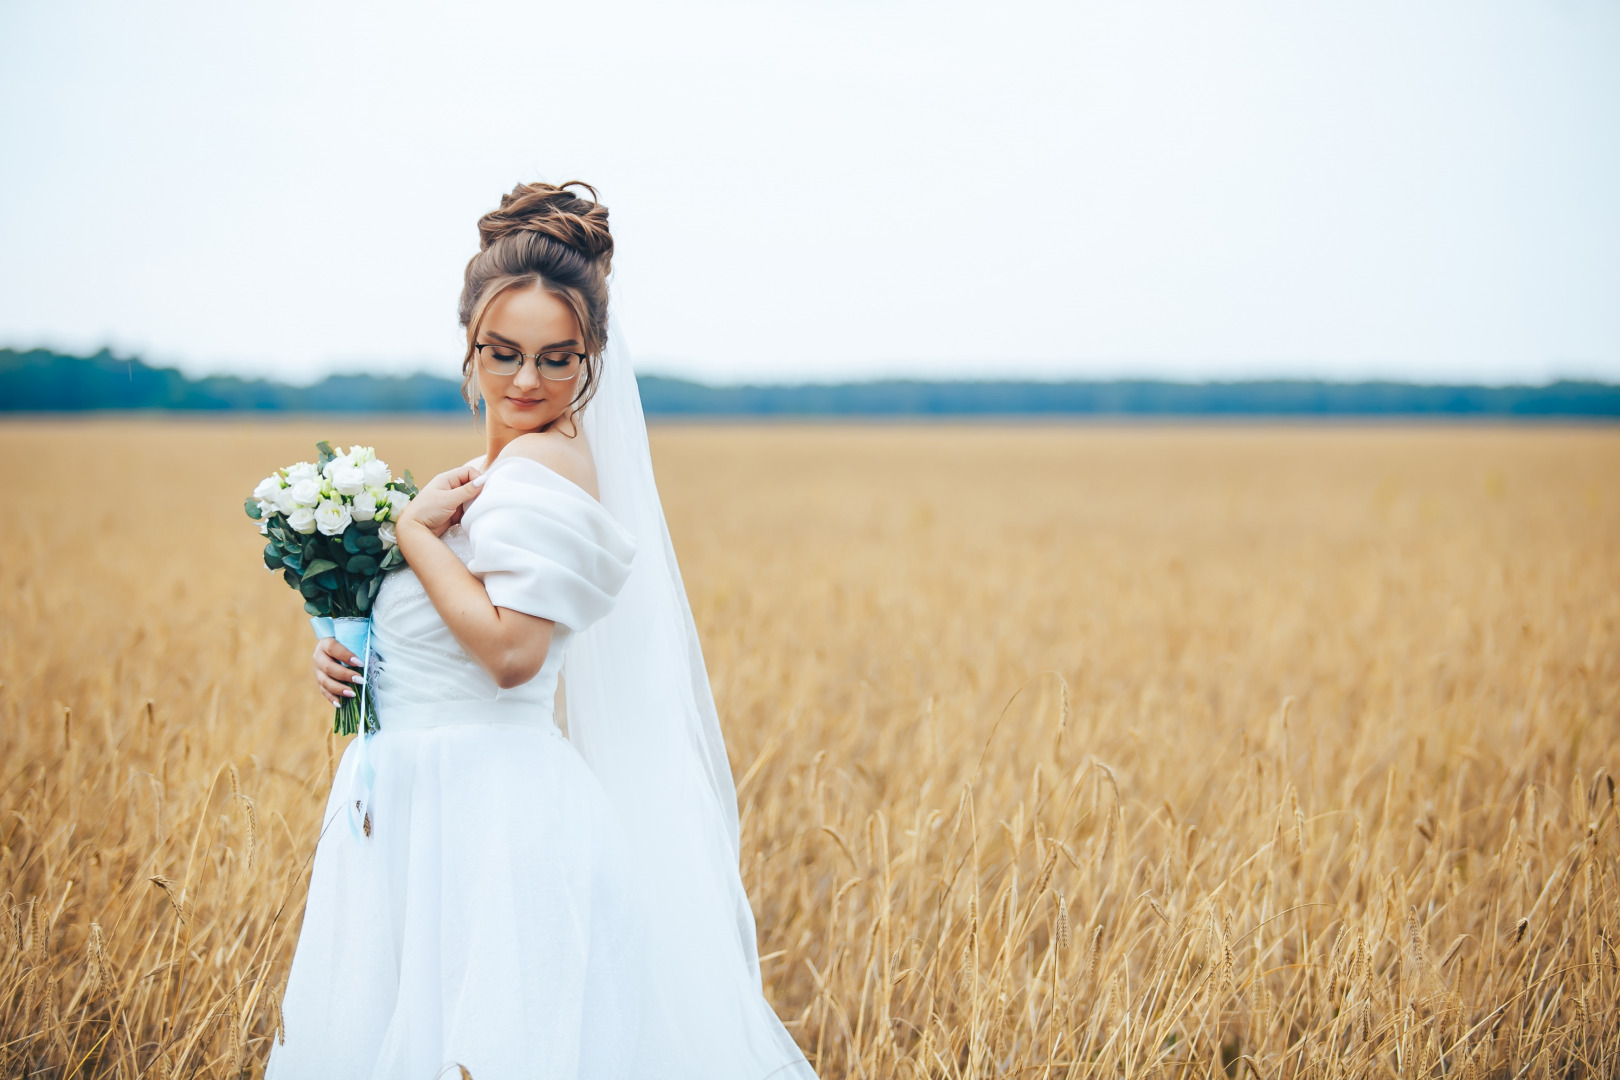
264, 452, 816, 1079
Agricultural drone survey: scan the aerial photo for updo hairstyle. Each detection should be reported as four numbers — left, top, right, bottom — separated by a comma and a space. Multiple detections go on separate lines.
457, 180, 614, 418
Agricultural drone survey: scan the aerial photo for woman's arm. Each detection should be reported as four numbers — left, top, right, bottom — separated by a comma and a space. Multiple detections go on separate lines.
395, 464, 555, 689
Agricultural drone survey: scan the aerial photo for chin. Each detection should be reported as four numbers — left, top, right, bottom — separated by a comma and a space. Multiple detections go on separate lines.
500, 405, 560, 432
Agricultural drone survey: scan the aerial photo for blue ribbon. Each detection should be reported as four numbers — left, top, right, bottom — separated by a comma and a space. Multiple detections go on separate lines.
312, 615, 377, 844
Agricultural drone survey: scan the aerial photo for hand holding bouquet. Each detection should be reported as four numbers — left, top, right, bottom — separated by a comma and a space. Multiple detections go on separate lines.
246, 440, 418, 735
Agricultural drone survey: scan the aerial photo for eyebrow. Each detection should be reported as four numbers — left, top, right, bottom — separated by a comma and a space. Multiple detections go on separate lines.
483, 330, 581, 350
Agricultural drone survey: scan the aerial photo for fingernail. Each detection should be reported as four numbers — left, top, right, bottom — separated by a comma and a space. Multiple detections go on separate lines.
344, 688, 356, 697
472, 474, 488, 486
351, 674, 365, 684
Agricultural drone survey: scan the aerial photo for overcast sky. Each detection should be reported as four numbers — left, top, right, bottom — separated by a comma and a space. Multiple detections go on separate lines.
2, 0, 1617, 385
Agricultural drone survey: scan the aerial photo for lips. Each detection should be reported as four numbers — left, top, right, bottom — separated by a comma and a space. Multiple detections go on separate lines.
508, 398, 545, 406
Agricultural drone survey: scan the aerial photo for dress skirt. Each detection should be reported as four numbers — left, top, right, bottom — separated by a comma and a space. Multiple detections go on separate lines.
264, 702, 646, 1080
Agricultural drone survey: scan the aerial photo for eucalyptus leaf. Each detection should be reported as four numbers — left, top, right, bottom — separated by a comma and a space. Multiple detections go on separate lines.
342, 529, 361, 554
263, 544, 284, 571
356, 584, 372, 613
302, 558, 339, 581
304, 600, 323, 616
368, 574, 382, 597
283, 567, 300, 590
346, 554, 379, 575
299, 577, 321, 600
244, 497, 262, 520
356, 534, 383, 554
316, 440, 336, 467
317, 568, 340, 590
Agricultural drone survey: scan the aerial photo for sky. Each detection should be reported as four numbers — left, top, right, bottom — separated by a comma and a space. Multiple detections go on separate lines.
2, 0, 1617, 386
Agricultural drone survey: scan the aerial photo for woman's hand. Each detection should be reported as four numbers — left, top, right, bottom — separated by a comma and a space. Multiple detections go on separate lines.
313, 637, 363, 706
399, 464, 483, 538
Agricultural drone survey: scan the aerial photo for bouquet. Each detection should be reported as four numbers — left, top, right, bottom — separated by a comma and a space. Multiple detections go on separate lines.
245, 440, 419, 736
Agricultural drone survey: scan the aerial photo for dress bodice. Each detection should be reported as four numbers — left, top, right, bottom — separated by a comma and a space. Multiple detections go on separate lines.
369, 456, 637, 727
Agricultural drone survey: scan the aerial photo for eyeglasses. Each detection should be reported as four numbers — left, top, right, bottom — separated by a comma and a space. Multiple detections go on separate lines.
474, 342, 584, 380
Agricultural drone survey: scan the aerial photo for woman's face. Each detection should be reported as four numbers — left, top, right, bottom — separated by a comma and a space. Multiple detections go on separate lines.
473, 284, 583, 435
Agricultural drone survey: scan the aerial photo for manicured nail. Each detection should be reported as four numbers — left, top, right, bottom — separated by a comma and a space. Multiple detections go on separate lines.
472, 474, 488, 486
350, 673, 365, 684
344, 688, 356, 697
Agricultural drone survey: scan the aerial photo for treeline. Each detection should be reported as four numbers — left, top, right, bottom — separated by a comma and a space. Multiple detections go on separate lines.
4, 346, 1618, 417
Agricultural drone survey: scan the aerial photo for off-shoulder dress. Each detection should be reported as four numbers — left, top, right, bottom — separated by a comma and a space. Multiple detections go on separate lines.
264, 454, 650, 1079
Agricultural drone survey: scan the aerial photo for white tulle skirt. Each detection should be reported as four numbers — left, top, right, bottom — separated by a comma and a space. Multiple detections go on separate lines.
264, 706, 647, 1080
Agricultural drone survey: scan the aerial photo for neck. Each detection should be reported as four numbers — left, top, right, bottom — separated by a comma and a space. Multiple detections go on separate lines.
484, 409, 574, 463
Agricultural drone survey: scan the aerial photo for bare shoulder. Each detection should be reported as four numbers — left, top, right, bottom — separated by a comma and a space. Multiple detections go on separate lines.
499, 431, 599, 500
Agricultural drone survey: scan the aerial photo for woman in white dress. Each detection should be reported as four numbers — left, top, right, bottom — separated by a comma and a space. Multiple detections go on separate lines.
265, 182, 817, 1080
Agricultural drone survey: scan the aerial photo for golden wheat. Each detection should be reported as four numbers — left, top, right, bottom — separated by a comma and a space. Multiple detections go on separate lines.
1, 417, 1617, 1077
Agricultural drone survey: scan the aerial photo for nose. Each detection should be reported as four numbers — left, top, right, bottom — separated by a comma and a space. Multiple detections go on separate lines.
512, 357, 543, 392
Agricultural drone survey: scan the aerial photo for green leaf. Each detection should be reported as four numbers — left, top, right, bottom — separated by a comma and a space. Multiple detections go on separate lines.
304, 600, 323, 616
302, 558, 339, 581
263, 544, 284, 571
368, 574, 382, 596
282, 567, 300, 591
316, 440, 336, 467
282, 552, 305, 575
381, 547, 403, 570
316, 569, 340, 590
356, 583, 372, 613
342, 529, 361, 554
299, 577, 322, 600
356, 534, 383, 553
345, 554, 379, 575
244, 497, 262, 520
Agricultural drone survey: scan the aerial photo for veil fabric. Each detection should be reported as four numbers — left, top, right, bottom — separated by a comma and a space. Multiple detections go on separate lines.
562, 319, 817, 1079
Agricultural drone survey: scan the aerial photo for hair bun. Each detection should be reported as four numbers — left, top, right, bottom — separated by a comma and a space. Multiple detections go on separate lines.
477, 181, 613, 264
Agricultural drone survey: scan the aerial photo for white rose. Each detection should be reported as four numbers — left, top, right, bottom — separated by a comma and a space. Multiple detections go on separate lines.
314, 498, 353, 536
348, 445, 374, 463
272, 484, 301, 514
288, 478, 322, 508
385, 489, 411, 519
284, 461, 318, 484
287, 506, 318, 534
378, 521, 397, 549
255, 499, 278, 519
252, 475, 284, 502
351, 489, 379, 522
361, 458, 391, 488
328, 460, 366, 497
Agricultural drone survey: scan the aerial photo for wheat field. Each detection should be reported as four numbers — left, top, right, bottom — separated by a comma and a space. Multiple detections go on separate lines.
1, 418, 1617, 1078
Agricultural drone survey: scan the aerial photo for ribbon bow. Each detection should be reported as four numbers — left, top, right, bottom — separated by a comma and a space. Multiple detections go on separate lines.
310, 616, 378, 845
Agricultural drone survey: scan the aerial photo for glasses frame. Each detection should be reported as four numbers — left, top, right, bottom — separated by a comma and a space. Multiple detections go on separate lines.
474, 341, 586, 381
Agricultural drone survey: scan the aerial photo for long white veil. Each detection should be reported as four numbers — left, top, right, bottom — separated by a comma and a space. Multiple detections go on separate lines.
563, 319, 817, 1079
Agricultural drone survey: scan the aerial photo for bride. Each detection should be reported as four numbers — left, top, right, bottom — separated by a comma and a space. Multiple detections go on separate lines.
265, 182, 818, 1080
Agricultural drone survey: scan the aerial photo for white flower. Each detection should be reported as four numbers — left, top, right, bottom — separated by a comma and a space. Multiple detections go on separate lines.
361, 458, 391, 488
285, 461, 319, 484
347, 445, 375, 463
351, 489, 379, 522
288, 506, 318, 534
258, 517, 270, 536
256, 499, 278, 519
385, 489, 411, 519
378, 521, 397, 549
314, 498, 353, 536
272, 485, 301, 514
328, 459, 366, 497
288, 478, 322, 508
253, 475, 284, 502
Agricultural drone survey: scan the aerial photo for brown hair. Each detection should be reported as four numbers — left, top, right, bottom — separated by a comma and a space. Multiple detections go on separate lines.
458, 181, 614, 421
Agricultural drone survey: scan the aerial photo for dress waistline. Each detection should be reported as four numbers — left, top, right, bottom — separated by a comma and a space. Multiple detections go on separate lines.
378, 699, 560, 735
